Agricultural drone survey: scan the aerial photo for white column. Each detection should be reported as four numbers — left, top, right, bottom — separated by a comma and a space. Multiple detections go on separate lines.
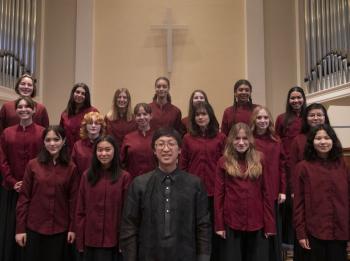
75, 0, 94, 90
245, 0, 266, 106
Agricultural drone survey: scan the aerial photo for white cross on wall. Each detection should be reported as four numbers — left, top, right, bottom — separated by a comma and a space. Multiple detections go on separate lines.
151, 8, 187, 74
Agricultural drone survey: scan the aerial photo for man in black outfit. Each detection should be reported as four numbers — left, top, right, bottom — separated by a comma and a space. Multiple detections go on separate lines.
120, 128, 211, 261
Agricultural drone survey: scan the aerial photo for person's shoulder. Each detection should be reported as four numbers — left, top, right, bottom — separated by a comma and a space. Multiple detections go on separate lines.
223, 105, 233, 114
2, 100, 15, 109
276, 113, 286, 121
178, 169, 202, 184
217, 132, 226, 140
132, 170, 155, 186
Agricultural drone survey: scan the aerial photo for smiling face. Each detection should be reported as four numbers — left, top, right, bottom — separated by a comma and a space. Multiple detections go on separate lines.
234, 84, 251, 103
44, 130, 65, 159
117, 91, 128, 109
135, 106, 152, 130
313, 129, 333, 158
155, 79, 170, 100
18, 77, 34, 97
73, 86, 86, 105
192, 91, 206, 105
307, 108, 325, 128
195, 108, 210, 129
289, 91, 304, 111
154, 136, 180, 169
233, 128, 249, 154
96, 140, 115, 168
86, 116, 102, 138
255, 109, 270, 134
16, 99, 35, 121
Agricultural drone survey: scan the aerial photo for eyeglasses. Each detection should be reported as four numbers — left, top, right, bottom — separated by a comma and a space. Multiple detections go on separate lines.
155, 141, 178, 150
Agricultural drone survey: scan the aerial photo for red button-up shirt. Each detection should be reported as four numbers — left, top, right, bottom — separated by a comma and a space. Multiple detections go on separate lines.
75, 170, 131, 250
1, 123, 44, 189
60, 106, 98, 152
16, 159, 79, 235
221, 103, 258, 136
120, 130, 156, 179
214, 157, 275, 234
149, 101, 183, 134
105, 118, 137, 148
254, 133, 287, 199
293, 159, 350, 241
275, 112, 302, 161
0, 100, 49, 134
71, 139, 94, 177
289, 133, 307, 193
179, 132, 226, 196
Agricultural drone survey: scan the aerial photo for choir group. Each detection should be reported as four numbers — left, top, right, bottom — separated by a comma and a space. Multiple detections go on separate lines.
0, 74, 348, 261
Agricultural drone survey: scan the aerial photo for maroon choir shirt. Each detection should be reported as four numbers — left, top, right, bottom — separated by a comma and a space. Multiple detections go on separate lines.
60, 106, 98, 152
149, 101, 183, 133
293, 159, 350, 241
181, 116, 189, 133
179, 132, 226, 196
1, 123, 44, 189
275, 112, 302, 162
221, 103, 258, 136
16, 158, 79, 235
0, 100, 49, 133
254, 133, 287, 200
214, 157, 275, 234
120, 129, 156, 179
71, 139, 94, 177
105, 118, 137, 148
289, 133, 307, 193
75, 170, 131, 251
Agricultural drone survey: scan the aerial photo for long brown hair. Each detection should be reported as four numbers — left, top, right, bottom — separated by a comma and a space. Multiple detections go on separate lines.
250, 106, 280, 142
106, 88, 133, 121
224, 123, 262, 179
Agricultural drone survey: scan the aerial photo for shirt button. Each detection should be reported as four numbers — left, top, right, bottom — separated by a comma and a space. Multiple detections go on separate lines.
166, 210, 170, 213
166, 198, 169, 202
166, 187, 169, 190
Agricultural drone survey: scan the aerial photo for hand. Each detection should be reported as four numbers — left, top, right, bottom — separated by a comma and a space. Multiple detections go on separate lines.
216, 230, 226, 239
14, 181, 23, 192
67, 232, 76, 244
264, 233, 274, 238
278, 193, 286, 204
15, 233, 27, 247
299, 238, 311, 250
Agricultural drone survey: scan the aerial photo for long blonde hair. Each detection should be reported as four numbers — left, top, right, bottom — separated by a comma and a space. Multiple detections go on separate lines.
250, 106, 280, 142
106, 88, 133, 121
224, 123, 262, 179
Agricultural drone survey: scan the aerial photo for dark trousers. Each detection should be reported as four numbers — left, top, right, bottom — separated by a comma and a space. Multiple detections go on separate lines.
309, 236, 347, 261
84, 247, 122, 261
24, 229, 67, 261
280, 188, 293, 245
224, 228, 269, 261
293, 235, 311, 261
0, 189, 23, 261
269, 201, 282, 261
208, 196, 224, 261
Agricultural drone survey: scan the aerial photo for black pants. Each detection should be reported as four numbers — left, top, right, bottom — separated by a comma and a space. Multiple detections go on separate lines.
24, 229, 67, 261
208, 196, 224, 261
84, 247, 122, 261
0, 189, 23, 261
269, 201, 282, 261
224, 228, 269, 261
309, 236, 347, 261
